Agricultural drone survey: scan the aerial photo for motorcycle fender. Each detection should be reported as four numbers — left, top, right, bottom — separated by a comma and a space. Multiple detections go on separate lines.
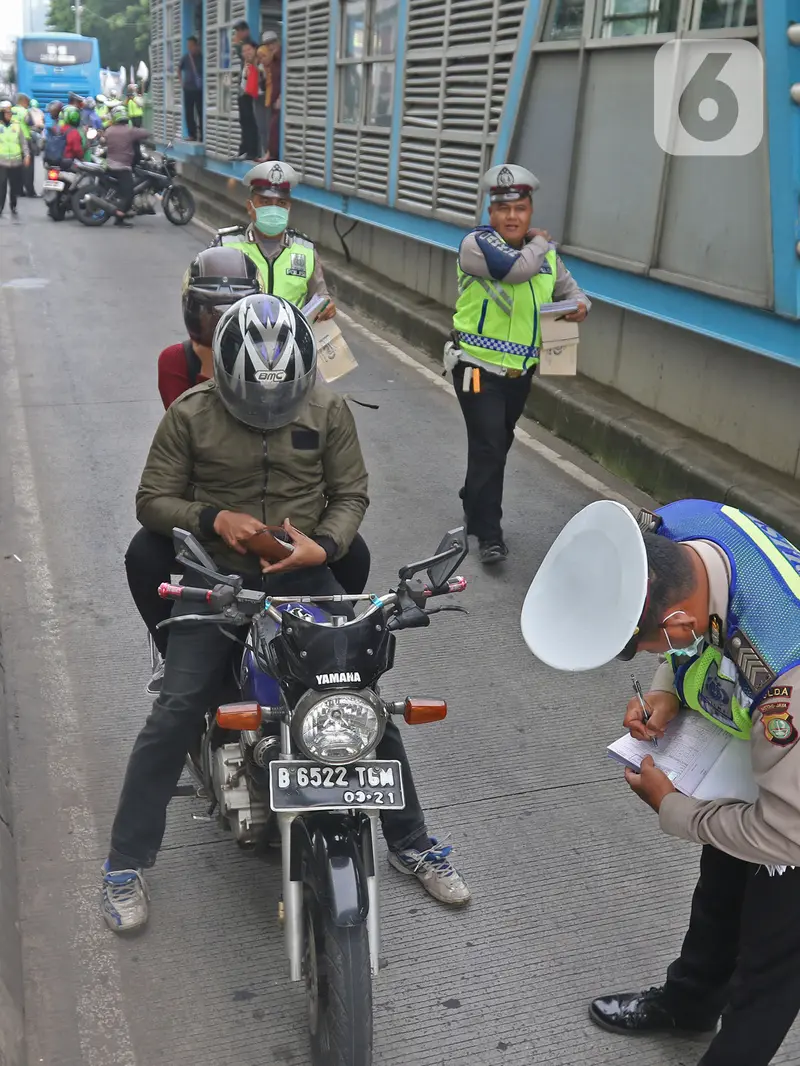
292, 814, 369, 927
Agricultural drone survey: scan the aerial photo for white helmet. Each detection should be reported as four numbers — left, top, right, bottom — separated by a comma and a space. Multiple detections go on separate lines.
97, 94, 107, 104
212, 294, 317, 431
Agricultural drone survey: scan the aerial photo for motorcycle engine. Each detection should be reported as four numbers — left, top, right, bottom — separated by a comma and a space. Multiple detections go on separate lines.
211, 740, 271, 845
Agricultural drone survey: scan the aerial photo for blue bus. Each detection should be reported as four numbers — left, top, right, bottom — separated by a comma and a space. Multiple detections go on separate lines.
16, 33, 101, 117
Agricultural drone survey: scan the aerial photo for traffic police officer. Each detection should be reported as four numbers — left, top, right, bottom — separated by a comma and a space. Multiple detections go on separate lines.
11, 93, 36, 197
521, 498, 800, 1066
449, 164, 589, 565
126, 85, 144, 127
212, 160, 336, 320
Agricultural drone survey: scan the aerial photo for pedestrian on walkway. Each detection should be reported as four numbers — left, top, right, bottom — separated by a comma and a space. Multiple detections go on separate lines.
521, 498, 800, 1066
179, 35, 203, 141
253, 36, 277, 161
261, 30, 281, 160
0, 100, 29, 218
236, 41, 262, 161
231, 18, 256, 160
449, 164, 589, 566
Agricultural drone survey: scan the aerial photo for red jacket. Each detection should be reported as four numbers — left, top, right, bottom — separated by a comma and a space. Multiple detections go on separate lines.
157, 342, 209, 409
62, 125, 85, 162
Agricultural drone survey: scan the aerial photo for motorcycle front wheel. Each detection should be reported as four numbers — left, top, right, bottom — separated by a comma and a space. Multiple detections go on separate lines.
72, 183, 110, 226
162, 184, 196, 226
304, 887, 372, 1066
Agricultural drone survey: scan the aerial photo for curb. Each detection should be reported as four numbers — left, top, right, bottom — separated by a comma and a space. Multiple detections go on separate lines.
181, 164, 800, 544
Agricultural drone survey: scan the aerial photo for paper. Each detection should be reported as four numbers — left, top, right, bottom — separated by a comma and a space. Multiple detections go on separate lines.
539, 300, 580, 319
313, 319, 359, 383
607, 712, 756, 802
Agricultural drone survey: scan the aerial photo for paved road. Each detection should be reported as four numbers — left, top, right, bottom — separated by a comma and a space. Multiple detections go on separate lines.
0, 194, 797, 1066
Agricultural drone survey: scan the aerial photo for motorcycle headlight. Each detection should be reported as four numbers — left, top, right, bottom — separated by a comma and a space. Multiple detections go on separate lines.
293, 690, 382, 765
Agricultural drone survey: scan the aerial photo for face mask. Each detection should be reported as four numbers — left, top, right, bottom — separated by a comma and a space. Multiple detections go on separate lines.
255, 205, 289, 236
662, 610, 704, 658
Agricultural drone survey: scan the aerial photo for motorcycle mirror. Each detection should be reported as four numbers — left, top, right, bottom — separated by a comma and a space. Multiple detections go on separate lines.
86, 128, 98, 140
172, 527, 217, 572
397, 526, 468, 589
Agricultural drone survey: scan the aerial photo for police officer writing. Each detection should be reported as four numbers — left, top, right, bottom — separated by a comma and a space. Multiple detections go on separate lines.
450, 164, 589, 566
212, 160, 335, 321
521, 498, 800, 1066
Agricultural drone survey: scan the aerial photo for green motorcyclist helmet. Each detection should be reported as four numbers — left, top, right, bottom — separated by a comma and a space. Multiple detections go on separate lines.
63, 104, 81, 127
30, 99, 39, 108
111, 104, 129, 124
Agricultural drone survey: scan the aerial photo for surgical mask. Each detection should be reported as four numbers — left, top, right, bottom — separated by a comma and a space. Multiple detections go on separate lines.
255, 205, 289, 236
662, 610, 704, 658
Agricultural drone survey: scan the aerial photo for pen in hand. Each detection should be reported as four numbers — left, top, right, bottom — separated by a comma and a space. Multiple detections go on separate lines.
631, 674, 658, 748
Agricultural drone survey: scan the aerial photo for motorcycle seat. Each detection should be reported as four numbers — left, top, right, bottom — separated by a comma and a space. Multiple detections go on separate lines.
75, 161, 105, 173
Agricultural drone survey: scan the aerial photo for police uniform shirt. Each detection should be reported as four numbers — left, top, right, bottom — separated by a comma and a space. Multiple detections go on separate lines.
222, 224, 330, 301
649, 538, 800, 867
459, 229, 591, 307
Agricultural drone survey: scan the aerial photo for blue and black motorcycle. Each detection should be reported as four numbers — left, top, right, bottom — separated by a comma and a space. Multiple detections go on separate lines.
159, 526, 468, 1066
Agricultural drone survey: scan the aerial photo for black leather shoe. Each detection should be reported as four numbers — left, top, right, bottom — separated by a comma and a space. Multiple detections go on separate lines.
479, 539, 508, 565
589, 986, 719, 1036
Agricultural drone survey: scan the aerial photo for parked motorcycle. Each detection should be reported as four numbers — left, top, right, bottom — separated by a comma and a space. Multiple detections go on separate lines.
72, 146, 195, 227
42, 128, 104, 222
157, 526, 468, 1066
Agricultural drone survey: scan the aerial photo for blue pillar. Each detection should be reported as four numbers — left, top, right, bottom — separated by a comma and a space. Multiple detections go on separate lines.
388, 0, 408, 205
763, 1, 800, 320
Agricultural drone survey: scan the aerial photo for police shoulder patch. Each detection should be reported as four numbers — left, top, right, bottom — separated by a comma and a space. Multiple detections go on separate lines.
761, 708, 799, 747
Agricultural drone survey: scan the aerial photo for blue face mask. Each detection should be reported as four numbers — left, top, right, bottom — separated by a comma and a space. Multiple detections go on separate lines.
663, 611, 704, 658
255, 205, 289, 236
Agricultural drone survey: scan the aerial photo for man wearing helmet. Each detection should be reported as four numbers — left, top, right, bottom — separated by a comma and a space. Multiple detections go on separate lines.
212, 161, 336, 321
104, 105, 152, 225
102, 290, 471, 932
59, 104, 89, 168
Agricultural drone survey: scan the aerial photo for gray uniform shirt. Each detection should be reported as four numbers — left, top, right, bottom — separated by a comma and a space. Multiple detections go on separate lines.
459, 230, 591, 309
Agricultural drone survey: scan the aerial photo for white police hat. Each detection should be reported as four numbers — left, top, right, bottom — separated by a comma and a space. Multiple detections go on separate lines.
261, 30, 279, 44
481, 164, 540, 203
243, 160, 299, 197
520, 500, 649, 672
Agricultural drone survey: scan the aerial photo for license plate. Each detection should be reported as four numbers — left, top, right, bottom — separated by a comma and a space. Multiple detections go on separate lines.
43, 180, 64, 191
269, 759, 405, 812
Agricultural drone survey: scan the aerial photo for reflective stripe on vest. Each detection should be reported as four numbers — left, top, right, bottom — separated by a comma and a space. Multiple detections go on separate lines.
0, 121, 24, 163
220, 237, 315, 306
452, 246, 558, 371
657, 500, 800, 739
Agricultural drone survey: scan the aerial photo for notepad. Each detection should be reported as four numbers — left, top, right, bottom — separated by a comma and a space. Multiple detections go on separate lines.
607, 712, 757, 803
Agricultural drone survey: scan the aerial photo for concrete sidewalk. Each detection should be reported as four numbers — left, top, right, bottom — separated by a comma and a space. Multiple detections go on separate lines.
182, 158, 800, 543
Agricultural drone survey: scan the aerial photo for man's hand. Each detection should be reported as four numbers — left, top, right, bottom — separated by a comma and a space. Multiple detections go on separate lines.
24, 156, 31, 166
273, 96, 281, 111
261, 518, 328, 574
624, 689, 680, 742
564, 301, 588, 323
213, 510, 268, 555
527, 227, 551, 242
625, 755, 677, 813
317, 300, 336, 322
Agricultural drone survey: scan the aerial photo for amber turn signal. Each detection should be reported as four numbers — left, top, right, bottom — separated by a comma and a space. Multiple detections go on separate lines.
403, 698, 447, 725
216, 702, 262, 730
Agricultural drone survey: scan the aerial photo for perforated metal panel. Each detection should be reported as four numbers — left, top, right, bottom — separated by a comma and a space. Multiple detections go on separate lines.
397, 0, 527, 224
149, 0, 167, 143
285, 0, 331, 186
205, 0, 248, 160
165, 0, 182, 141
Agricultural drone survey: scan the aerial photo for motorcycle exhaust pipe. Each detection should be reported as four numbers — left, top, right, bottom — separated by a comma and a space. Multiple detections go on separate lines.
83, 192, 118, 213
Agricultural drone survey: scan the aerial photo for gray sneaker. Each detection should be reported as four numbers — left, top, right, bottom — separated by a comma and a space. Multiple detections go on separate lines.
388, 837, 471, 906
101, 861, 149, 933
145, 657, 165, 696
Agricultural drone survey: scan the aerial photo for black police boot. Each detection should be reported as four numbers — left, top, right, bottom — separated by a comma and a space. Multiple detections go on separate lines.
478, 539, 508, 566
589, 986, 719, 1036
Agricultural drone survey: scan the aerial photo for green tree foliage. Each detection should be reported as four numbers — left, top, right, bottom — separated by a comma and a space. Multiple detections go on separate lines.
47, 0, 150, 72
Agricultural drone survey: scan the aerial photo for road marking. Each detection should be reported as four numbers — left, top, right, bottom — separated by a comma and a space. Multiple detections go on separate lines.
191, 214, 635, 508
0, 288, 138, 1066
336, 309, 637, 509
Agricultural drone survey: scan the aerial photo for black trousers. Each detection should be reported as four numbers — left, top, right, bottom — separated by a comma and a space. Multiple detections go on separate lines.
183, 88, 203, 140
662, 845, 800, 1066
236, 94, 260, 159
112, 168, 135, 213
0, 166, 22, 212
130, 116, 143, 128
125, 528, 372, 655
21, 154, 36, 196
110, 564, 428, 868
452, 362, 533, 543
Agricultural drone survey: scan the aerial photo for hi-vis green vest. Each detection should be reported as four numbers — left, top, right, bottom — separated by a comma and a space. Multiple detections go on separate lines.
0, 121, 24, 163
651, 500, 800, 740
10, 106, 30, 141
127, 96, 144, 118
218, 229, 315, 307
453, 241, 558, 372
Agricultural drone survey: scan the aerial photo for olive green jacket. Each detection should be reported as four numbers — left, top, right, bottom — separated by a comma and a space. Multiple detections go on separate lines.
136, 380, 369, 574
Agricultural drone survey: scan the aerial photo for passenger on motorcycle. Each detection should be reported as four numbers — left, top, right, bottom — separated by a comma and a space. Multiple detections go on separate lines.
80, 97, 104, 130
59, 105, 89, 167
104, 104, 151, 226
102, 292, 471, 932
127, 248, 372, 695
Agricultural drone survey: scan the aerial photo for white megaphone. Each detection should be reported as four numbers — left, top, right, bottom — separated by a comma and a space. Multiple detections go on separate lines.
137, 61, 149, 85
520, 500, 648, 672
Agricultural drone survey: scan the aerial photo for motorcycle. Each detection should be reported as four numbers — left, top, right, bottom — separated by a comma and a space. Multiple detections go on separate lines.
42, 128, 104, 222
157, 525, 468, 1066
72, 145, 196, 227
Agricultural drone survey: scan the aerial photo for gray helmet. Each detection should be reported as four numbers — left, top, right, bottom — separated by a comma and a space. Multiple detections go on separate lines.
212, 294, 317, 431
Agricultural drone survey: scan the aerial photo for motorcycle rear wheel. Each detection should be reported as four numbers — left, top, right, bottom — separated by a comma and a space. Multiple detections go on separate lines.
162, 184, 196, 226
72, 182, 110, 226
47, 200, 67, 222
304, 887, 372, 1066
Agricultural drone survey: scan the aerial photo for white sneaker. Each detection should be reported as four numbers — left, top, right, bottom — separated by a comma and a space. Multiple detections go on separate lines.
388, 837, 471, 906
101, 861, 149, 932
